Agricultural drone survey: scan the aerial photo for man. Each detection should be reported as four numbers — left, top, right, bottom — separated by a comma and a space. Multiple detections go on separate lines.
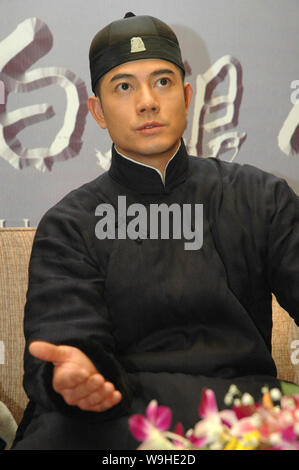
13, 13, 299, 450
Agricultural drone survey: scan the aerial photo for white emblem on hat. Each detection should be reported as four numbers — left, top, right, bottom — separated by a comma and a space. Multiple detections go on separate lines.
130, 37, 146, 53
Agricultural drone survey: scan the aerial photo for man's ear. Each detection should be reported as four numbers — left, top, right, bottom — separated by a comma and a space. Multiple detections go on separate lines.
88, 96, 107, 129
183, 82, 193, 114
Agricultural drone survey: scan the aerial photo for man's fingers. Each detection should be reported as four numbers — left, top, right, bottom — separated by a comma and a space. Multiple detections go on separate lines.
29, 341, 71, 364
61, 376, 122, 409
77, 389, 122, 412
60, 373, 105, 402
61, 376, 114, 405
53, 363, 90, 391
92, 390, 123, 412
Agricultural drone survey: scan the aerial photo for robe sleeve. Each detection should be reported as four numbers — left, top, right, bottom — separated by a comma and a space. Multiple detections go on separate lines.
23, 195, 133, 421
267, 177, 299, 326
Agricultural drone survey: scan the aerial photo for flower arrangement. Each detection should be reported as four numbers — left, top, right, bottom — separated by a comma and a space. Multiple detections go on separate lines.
128, 385, 299, 450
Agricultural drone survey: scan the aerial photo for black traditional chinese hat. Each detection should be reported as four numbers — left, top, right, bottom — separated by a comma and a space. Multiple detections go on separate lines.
89, 12, 185, 94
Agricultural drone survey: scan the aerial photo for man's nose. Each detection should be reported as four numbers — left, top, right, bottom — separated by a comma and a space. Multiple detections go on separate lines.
136, 85, 160, 114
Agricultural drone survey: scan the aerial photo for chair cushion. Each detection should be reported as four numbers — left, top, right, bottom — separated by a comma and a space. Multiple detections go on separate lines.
0, 228, 35, 424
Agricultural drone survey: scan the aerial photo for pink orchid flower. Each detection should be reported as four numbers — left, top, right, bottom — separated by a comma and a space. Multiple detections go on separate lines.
232, 394, 299, 446
173, 422, 208, 449
270, 424, 299, 450
194, 388, 237, 445
129, 399, 172, 442
173, 422, 185, 447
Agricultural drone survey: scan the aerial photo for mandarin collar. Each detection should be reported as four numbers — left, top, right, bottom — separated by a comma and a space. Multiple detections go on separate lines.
108, 138, 189, 194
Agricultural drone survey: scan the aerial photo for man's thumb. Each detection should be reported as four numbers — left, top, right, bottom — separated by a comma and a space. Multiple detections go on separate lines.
29, 341, 71, 365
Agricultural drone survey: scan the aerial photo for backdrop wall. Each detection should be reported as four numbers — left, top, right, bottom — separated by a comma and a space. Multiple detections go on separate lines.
0, 0, 298, 227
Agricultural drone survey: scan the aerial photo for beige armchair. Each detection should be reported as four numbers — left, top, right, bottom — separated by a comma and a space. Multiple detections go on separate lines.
0, 227, 298, 432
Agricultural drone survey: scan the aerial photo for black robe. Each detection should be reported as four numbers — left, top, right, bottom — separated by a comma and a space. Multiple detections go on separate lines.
13, 139, 299, 449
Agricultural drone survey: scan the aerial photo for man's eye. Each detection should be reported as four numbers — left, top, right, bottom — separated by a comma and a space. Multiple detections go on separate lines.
157, 77, 170, 87
117, 82, 131, 91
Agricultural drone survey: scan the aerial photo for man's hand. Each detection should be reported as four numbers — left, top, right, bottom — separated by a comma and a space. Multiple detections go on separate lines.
29, 341, 122, 412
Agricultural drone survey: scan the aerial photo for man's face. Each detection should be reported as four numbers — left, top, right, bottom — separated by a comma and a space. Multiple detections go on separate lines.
88, 58, 193, 162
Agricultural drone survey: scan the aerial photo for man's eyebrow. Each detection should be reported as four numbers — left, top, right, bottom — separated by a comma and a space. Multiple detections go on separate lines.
109, 69, 175, 83
150, 68, 175, 77
109, 73, 134, 83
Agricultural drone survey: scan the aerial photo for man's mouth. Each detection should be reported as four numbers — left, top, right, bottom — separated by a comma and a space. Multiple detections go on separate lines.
137, 122, 164, 131
136, 122, 166, 135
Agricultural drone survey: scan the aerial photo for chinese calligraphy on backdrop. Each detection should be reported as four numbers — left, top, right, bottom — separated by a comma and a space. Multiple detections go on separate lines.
0, 17, 298, 174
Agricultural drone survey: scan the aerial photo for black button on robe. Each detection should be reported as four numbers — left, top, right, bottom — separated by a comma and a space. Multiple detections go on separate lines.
15, 139, 299, 449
